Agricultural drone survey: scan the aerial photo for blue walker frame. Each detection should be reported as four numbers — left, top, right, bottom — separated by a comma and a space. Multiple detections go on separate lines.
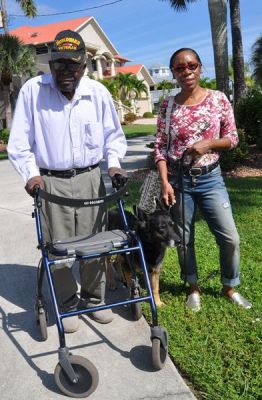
33, 182, 168, 396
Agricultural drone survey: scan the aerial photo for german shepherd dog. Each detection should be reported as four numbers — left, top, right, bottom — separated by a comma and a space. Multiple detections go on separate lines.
107, 202, 180, 307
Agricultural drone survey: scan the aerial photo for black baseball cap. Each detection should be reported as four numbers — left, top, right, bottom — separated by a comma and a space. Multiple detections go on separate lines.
51, 29, 86, 63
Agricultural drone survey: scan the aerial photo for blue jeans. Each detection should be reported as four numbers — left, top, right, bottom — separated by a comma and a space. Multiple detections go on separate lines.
169, 165, 240, 287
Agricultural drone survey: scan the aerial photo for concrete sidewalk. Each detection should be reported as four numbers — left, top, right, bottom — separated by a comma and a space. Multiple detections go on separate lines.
0, 143, 196, 400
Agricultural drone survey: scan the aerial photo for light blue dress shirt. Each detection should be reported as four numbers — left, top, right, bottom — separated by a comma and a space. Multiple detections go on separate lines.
8, 74, 127, 183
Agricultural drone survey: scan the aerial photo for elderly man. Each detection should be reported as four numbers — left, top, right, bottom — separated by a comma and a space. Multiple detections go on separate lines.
8, 30, 127, 332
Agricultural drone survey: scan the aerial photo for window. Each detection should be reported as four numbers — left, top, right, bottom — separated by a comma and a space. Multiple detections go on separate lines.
36, 46, 48, 55
91, 59, 97, 72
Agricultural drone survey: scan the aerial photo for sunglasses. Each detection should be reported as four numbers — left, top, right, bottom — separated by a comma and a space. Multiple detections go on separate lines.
172, 62, 199, 74
51, 62, 83, 72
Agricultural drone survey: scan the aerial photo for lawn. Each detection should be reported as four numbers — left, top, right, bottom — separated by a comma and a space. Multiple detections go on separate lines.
122, 124, 156, 138
124, 177, 262, 400
0, 152, 8, 160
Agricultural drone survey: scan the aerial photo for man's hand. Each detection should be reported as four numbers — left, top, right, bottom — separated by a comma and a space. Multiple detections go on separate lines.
25, 176, 45, 196
108, 167, 128, 190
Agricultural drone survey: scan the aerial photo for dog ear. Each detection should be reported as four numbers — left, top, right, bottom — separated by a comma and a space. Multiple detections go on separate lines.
136, 206, 149, 222
155, 197, 165, 211
132, 205, 139, 217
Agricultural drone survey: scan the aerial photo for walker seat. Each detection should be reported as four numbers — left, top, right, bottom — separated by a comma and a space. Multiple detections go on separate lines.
48, 229, 129, 257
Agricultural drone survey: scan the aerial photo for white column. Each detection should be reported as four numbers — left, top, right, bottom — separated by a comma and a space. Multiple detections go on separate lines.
96, 57, 103, 80
117, 100, 124, 123
110, 59, 116, 77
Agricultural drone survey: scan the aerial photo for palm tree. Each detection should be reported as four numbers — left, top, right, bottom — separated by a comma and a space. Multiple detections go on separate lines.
229, 56, 254, 93
130, 76, 148, 99
199, 77, 216, 90
160, 0, 229, 97
229, 0, 246, 105
208, 0, 229, 97
1, 0, 37, 33
251, 34, 262, 87
0, 34, 35, 127
117, 73, 136, 100
156, 79, 175, 97
98, 78, 120, 100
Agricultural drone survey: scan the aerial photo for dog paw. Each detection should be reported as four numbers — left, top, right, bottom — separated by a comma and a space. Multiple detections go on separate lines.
155, 300, 165, 307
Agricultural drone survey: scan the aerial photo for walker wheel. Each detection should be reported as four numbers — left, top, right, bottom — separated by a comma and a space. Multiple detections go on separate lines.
152, 337, 168, 370
130, 288, 142, 321
37, 307, 48, 341
54, 355, 99, 398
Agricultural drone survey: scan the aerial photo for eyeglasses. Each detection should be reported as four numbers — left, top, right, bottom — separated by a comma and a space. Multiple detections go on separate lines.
172, 63, 199, 74
51, 62, 83, 72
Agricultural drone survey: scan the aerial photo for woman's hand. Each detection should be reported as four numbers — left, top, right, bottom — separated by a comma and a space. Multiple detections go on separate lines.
162, 181, 176, 207
186, 139, 211, 158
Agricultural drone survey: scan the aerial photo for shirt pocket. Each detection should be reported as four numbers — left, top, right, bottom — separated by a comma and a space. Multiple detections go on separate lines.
84, 122, 101, 149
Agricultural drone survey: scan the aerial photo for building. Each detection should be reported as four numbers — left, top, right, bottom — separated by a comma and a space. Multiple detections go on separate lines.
149, 63, 174, 85
10, 16, 154, 117
114, 65, 154, 116
149, 64, 180, 111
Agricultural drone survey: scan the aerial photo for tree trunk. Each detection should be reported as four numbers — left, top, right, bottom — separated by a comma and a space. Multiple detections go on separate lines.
1, 0, 9, 33
208, 0, 229, 98
3, 84, 12, 128
229, 0, 246, 107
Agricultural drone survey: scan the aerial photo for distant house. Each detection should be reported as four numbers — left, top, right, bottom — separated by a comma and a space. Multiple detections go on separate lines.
149, 63, 180, 110
115, 65, 154, 115
10, 16, 154, 116
149, 63, 174, 85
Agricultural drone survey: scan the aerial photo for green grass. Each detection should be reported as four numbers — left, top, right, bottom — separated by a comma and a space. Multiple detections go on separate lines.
125, 177, 262, 400
0, 152, 8, 160
122, 124, 156, 138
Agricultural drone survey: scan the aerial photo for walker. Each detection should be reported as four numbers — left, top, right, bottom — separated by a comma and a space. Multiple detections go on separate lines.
33, 181, 168, 398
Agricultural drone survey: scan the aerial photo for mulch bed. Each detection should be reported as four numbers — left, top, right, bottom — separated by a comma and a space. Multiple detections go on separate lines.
223, 147, 262, 177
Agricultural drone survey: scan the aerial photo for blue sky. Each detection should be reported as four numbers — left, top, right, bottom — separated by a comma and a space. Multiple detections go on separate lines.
4, 0, 262, 78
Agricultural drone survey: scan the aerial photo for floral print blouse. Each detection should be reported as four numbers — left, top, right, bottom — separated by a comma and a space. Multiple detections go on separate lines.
154, 89, 239, 169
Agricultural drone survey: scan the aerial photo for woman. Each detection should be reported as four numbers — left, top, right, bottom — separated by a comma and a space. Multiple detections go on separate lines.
154, 48, 251, 311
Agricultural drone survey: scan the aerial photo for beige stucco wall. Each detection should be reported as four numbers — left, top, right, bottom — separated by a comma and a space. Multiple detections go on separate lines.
136, 98, 152, 116
78, 20, 116, 56
35, 49, 51, 73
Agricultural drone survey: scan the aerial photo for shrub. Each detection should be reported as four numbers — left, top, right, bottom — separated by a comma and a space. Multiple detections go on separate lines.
220, 129, 249, 171
257, 122, 262, 150
0, 128, 10, 144
123, 99, 131, 107
235, 88, 262, 146
143, 111, 154, 118
124, 112, 137, 123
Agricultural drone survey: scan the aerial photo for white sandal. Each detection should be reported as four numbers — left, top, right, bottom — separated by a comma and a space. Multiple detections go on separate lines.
230, 292, 252, 309
186, 293, 201, 312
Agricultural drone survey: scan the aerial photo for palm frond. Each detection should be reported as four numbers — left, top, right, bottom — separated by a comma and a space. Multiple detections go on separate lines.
16, 0, 37, 17
160, 0, 197, 12
251, 34, 262, 85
